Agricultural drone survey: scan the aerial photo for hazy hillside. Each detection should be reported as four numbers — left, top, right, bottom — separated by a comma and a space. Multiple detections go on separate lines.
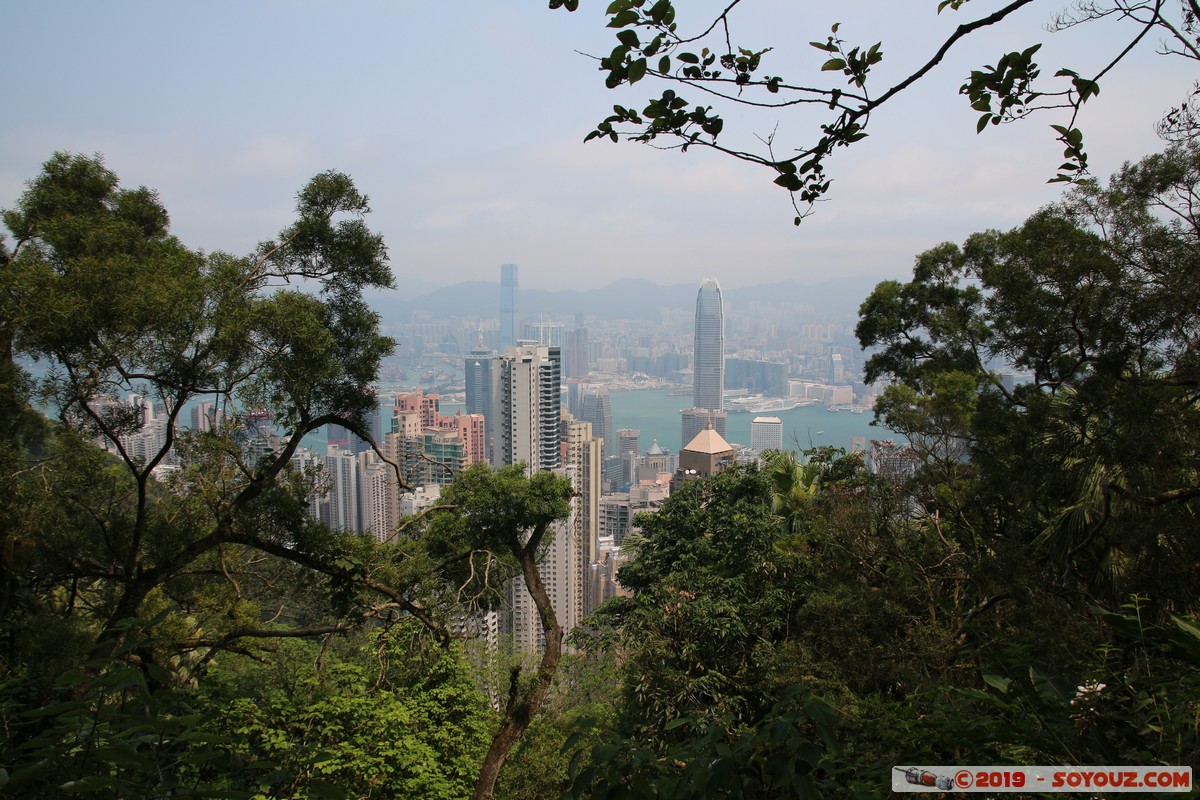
366, 275, 883, 324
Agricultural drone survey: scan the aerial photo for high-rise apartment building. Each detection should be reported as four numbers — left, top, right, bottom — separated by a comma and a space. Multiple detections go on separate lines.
692, 277, 725, 411
500, 263, 518, 349
190, 400, 216, 433
325, 444, 360, 532
491, 344, 562, 473
563, 418, 603, 616
508, 487, 578, 652
389, 390, 485, 485
831, 352, 845, 384
523, 320, 565, 348
465, 346, 494, 449
616, 428, 640, 483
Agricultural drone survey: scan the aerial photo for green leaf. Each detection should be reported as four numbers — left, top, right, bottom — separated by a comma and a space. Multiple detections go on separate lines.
982, 673, 1012, 693
658, 55, 670, 73
976, 113, 992, 134
608, 9, 639, 27
821, 58, 847, 72
677, 52, 699, 64
616, 29, 639, 48
628, 57, 647, 84
774, 174, 803, 191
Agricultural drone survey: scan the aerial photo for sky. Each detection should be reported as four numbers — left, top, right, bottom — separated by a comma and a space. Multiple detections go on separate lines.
1, 1, 1191, 293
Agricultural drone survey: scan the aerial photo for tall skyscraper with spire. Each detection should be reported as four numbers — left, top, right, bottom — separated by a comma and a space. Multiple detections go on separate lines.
500, 263, 518, 348
692, 278, 724, 411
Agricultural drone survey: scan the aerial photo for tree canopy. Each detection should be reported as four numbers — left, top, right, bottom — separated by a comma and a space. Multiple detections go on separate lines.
0, 154, 574, 800
566, 145, 1200, 797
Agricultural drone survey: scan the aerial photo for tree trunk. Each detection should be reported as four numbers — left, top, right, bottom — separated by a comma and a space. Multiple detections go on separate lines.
471, 538, 563, 800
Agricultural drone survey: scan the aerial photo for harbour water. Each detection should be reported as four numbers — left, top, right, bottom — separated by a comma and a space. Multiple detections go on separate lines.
607, 388, 891, 454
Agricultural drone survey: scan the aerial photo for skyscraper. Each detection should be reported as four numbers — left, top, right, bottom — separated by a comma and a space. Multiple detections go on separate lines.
578, 386, 614, 456
692, 277, 724, 411
464, 345, 494, 450
325, 444, 360, 533
750, 416, 784, 454
680, 406, 728, 448
563, 419, 603, 616
500, 263, 518, 349
565, 327, 589, 379
491, 343, 562, 473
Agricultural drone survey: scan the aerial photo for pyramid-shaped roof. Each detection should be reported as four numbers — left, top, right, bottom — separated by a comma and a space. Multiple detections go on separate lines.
683, 426, 733, 455
646, 438, 664, 455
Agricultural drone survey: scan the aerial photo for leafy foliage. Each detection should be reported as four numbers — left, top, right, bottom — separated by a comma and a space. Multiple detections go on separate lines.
199, 631, 492, 800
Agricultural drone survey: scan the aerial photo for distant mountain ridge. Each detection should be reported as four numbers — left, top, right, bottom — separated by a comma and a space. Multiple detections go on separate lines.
366, 275, 884, 325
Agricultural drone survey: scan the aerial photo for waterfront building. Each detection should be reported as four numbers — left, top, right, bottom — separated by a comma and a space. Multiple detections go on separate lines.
358, 450, 397, 542
598, 481, 670, 546
399, 484, 442, 518
500, 263, 518, 348
190, 400, 216, 433
692, 278, 725, 411
589, 541, 632, 609
750, 416, 784, 454
831, 352, 845, 383
726, 357, 787, 396
290, 447, 324, 522
394, 389, 442, 429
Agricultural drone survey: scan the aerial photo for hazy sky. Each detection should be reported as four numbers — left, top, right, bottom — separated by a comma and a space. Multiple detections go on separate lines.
1, 2, 1190, 292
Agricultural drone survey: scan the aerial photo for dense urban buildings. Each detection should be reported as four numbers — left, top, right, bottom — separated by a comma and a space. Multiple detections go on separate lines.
123, 269, 881, 656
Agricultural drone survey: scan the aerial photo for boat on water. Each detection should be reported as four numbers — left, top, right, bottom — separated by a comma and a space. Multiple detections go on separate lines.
725, 395, 816, 413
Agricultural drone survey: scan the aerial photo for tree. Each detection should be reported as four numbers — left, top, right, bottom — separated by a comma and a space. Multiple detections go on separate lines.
858, 141, 1200, 613
551, 0, 1198, 222
197, 627, 493, 800
1, 152, 398, 656
0, 154, 571, 800
852, 143, 1200, 776
420, 463, 573, 800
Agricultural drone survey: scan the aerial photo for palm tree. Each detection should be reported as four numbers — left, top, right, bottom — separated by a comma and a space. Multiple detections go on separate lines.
763, 450, 821, 536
